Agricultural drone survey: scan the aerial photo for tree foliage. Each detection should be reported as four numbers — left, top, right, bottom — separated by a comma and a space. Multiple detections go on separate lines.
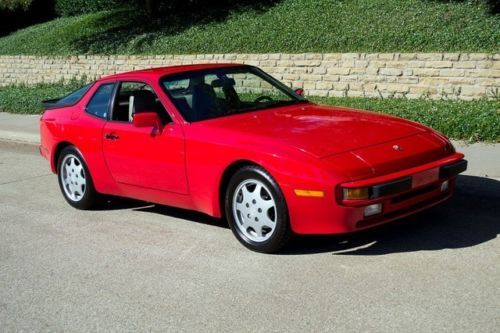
0, 0, 32, 10
53, 0, 263, 16
1, 0, 54, 36
55, 0, 127, 16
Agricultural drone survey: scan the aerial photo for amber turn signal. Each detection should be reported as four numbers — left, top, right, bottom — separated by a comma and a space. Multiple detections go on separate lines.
294, 189, 325, 198
342, 187, 370, 200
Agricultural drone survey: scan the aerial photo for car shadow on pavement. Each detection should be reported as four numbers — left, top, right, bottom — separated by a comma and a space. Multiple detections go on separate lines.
95, 175, 499, 255
91, 197, 151, 211
94, 195, 230, 229
133, 204, 230, 229
283, 175, 500, 255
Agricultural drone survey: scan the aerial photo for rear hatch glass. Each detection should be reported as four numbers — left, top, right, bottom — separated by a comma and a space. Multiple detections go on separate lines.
42, 83, 93, 109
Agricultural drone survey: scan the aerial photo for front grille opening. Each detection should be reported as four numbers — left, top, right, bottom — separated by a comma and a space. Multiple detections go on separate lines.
391, 183, 439, 204
356, 192, 448, 229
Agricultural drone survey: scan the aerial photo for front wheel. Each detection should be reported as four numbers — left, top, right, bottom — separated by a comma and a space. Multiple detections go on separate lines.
225, 166, 292, 253
57, 146, 98, 210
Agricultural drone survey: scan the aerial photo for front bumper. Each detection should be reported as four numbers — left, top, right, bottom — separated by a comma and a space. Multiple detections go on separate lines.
285, 153, 467, 235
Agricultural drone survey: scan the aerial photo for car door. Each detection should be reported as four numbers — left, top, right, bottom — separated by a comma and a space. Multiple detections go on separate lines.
102, 81, 188, 194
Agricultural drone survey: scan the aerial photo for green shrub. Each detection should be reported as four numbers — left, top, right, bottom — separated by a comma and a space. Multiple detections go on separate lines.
0, 79, 87, 114
1, 0, 498, 54
0, 0, 55, 37
310, 96, 500, 143
0, 81, 498, 142
55, 0, 126, 16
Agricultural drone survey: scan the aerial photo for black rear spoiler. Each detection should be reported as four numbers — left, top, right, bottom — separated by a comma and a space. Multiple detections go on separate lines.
42, 98, 60, 108
42, 97, 77, 110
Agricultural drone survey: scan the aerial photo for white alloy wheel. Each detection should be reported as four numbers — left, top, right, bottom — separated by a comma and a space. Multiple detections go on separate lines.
59, 153, 86, 202
232, 179, 277, 242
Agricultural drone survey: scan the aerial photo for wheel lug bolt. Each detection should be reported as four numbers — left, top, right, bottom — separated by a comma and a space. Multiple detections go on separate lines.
246, 203, 249, 208
252, 199, 256, 204
247, 214, 250, 218
258, 208, 262, 213
255, 217, 259, 222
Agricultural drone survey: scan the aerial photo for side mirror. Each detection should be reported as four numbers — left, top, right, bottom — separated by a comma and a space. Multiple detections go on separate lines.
133, 112, 163, 134
294, 88, 304, 96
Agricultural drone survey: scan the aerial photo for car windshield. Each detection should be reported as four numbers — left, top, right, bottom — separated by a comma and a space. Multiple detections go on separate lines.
160, 66, 307, 122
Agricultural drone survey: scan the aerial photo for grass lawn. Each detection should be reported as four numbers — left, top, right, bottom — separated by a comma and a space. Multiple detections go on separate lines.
0, 82, 498, 142
310, 96, 500, 143
0, 0, 498, 55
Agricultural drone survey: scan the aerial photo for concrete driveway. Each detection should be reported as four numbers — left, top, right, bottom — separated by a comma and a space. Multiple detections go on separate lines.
0, 141, 499, 332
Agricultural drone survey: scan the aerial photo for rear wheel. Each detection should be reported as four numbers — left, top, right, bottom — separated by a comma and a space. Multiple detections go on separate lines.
225, 166, 292, 253
57, 146, 98, 210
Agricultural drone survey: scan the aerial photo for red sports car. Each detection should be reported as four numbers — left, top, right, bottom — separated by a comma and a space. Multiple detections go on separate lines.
40, 64, 467, 253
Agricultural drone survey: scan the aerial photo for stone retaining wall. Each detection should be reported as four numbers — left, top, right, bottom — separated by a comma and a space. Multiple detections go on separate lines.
0, 53, 498, 100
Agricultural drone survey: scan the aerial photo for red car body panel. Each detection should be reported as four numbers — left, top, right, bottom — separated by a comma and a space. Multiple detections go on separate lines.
40, 64, 466, 235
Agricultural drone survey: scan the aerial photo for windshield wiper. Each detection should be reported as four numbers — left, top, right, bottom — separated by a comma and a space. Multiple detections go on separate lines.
228, 100, 308, 114
269, 100, 307, 107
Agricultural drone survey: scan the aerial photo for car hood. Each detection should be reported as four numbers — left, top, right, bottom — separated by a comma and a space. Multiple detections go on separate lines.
202, 103, 429, 158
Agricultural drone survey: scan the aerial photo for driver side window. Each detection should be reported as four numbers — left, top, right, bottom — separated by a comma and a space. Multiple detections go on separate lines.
112, 81, 171, 124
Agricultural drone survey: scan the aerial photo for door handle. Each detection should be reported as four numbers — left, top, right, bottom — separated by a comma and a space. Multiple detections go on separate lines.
104, 133, 119, 140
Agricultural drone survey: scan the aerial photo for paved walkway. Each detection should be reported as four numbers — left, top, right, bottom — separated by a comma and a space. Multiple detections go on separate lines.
0, 112, 39, 144
0, 112, 499, 178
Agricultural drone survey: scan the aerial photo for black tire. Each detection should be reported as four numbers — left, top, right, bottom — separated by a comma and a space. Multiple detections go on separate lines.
57, 146, 98, 210
225, 165, 292, 253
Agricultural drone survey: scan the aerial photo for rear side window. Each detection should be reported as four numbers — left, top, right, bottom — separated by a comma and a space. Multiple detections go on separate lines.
86, 83, 114, 119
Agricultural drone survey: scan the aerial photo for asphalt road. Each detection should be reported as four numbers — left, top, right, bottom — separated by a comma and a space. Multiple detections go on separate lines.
0, 141, 499, 332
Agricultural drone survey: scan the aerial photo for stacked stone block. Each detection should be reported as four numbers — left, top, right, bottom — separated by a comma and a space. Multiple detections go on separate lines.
0, 53, 498, 100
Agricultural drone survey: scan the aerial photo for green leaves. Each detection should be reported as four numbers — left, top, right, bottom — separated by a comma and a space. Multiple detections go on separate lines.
0, 0, 499, 54
0, 81, 498, 142
0, 0, 32, 11
0, 79, 87, 115
55, 0, 128, 16
310, 96, 500, 143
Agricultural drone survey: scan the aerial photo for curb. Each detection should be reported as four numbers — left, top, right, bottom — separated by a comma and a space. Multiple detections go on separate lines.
0, 112, 40, 145
0, 130, 39, 145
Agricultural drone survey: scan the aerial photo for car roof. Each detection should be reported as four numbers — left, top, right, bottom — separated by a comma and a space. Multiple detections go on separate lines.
101, 63, 248, 81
